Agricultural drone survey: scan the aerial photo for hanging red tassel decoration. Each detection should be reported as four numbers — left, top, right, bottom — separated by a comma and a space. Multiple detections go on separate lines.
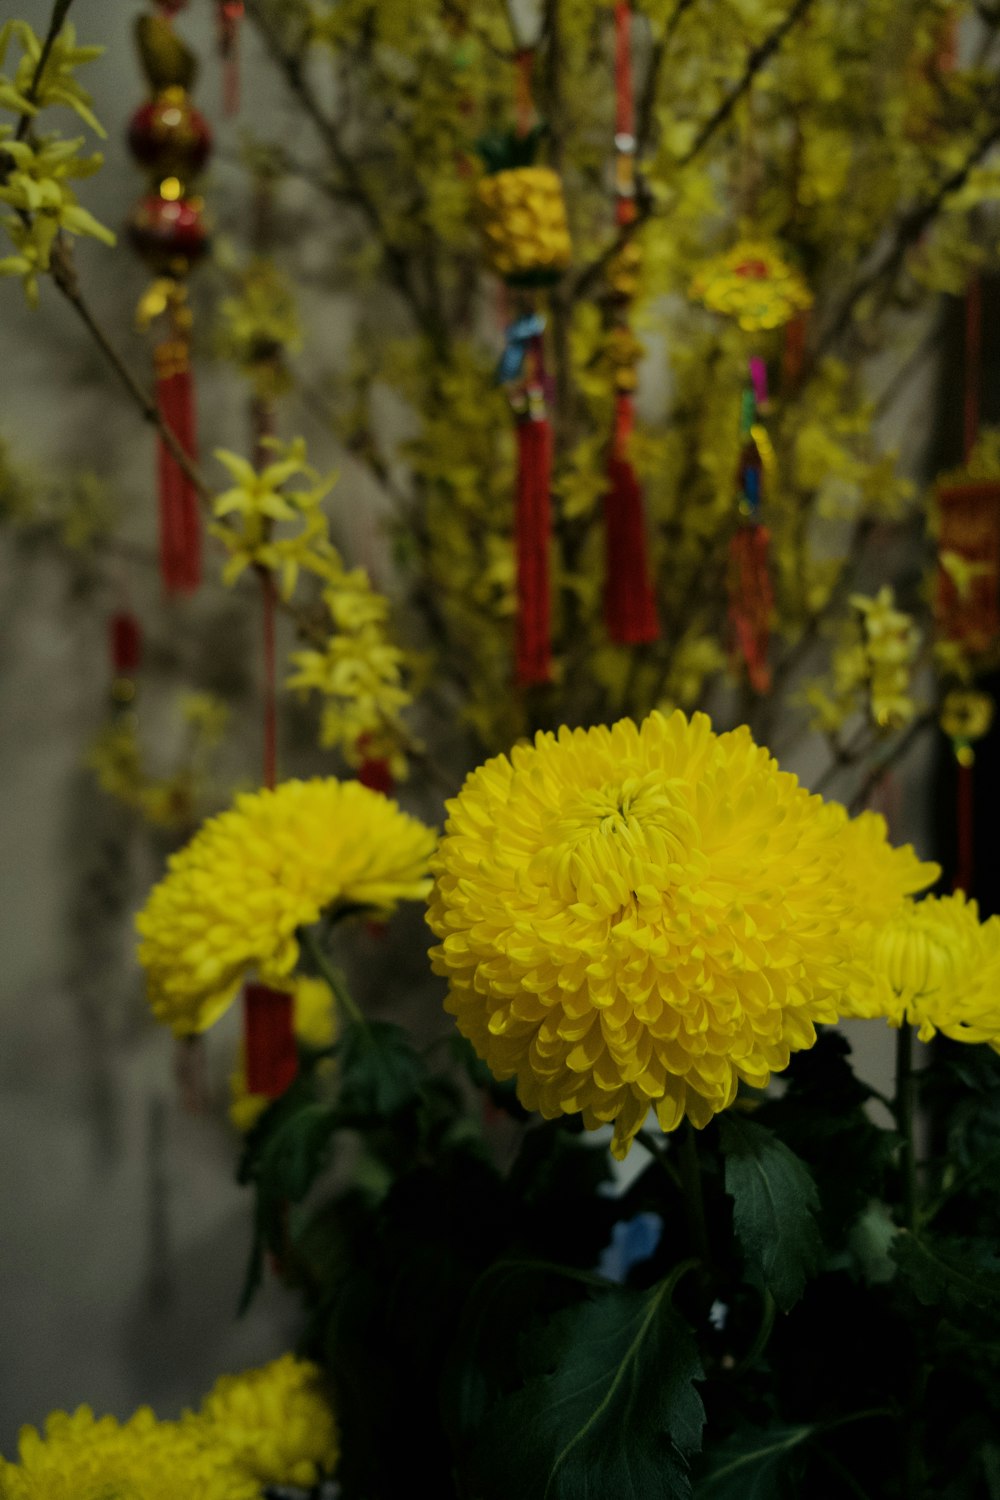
728, 525, 773, 694
357, 743, 395, 796
243, 983, 298, 1098
128, 9, 212, 596
604, 394, 658, 643
110, 610, 143, 677
602, 1, 659, 647
515, 405, 553, 685
154, 330, 201, 593
216, 1, 244, 117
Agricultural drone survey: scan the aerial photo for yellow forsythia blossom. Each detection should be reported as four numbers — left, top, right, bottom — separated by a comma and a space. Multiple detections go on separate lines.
427, 710, 936, 1157
0, 1405, 257, 1500
211, 438, 337, 598
229, 974, 336, 1132
841, 893, 1000, 1045
136, 779, 435, 1035
191, 1354, 339, 1490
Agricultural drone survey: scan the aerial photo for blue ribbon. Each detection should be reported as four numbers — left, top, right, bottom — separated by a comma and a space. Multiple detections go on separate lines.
496, 311, 547, 385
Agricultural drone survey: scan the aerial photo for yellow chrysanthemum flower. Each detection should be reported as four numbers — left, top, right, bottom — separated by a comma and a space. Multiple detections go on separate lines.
191, 1354, 339, 1490
841, 892, 1000, 1044
427, 711, 937, 1157
0, 1405, 256, 1500
137, 778, 435, 1036
229, 974, 337, 1132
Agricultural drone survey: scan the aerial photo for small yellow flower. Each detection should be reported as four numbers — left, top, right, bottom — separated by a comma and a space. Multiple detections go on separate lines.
427, 710, 936, 1157
190, 1354, 339, 1490
211, 437, 337, 597
136, 778, 436, 1035
940, 689, 993, 746
841, 893, 1000, 1045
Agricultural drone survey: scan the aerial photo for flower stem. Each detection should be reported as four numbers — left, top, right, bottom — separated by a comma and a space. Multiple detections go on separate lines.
677, 1122, 711, 1270
895, 1022, 918, 1234
298, 924, 366, 1031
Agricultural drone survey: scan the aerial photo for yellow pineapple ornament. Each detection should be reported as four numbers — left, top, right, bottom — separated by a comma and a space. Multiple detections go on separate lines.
476, 127, 572, 287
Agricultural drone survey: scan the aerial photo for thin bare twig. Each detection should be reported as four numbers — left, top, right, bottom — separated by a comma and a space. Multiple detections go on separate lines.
573, 0, 816, 298
15, 0, 78, 141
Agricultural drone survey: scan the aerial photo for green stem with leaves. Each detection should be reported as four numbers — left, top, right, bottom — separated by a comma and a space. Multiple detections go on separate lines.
895, 1022, 918, 1235
677, 1122, 711, 1269
298, 922, 367, 1031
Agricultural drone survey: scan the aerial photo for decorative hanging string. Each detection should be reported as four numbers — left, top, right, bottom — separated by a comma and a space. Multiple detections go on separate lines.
727, 354, 774, 692
216, 1, 244, 116
477, 54, 570, 688
602, 1, 658, 646
127, 7, 212, 596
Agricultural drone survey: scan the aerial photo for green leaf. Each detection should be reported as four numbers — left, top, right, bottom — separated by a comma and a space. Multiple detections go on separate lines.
468, 1275, 704, 1500
337, 1019, 426, 1119
892, 1232, 1000, 1325
718, 1114, 823, 1312
697, 1424, 814, 1498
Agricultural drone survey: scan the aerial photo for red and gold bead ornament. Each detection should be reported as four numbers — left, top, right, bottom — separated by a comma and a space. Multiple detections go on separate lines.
127, 6, 213, 596
690, 239, 812, 693
477, 75, 571, 687
602, 1, 658, 648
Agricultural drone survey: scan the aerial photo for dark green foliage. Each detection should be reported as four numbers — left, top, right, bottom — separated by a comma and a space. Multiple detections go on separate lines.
236, 1007, 1000, 1500
464, 1275, 704, 1500
696, 1424, 813, 1498
718, 1114, 823, 1312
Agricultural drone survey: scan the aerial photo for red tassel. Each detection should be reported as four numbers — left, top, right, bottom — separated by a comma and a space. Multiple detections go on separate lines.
515, 414, 553, 685
954, 758, 975, 894
782, 310, 808, 393
604, 393, 658, 645
243, 983, 298, 1098
217, 1, 244, 116
728, 526, 773, 693
155, 342, 201, 594
110, 611, 142, 675
358, 753, 394, 796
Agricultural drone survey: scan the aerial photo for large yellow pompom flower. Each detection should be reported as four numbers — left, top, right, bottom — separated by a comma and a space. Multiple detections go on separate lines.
137, 778, 435, 1035
190, 1353, 339, 1490
841, 892, 1000, 1044
0, 1405, 257, 1500
427, 711, 937, 1157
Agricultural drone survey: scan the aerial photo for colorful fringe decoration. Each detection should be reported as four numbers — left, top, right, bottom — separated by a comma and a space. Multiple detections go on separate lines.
243, 983, 298, 1098
727, 357, 773, 691
154, 333, 201, 594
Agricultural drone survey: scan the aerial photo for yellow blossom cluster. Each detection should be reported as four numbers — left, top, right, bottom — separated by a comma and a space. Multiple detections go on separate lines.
478, 165, 573, 284
689, 239, 812, 332
214, 253, 303, 398
211, 437, 338, 597
0, 1356, 337, 1500
136, 777, 435, 1035
427, 710, 937, 1157
0, 23, 113, 304
806, 587, 921, 734
287, 562, 417, 779
88, 693, 228, 831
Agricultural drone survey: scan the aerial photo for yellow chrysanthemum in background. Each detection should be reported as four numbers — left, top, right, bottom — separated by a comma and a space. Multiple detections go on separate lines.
0, 1405, 257, 1500
191, 1354, 339, 1490
427, 711, 937, 1157
137, 778, 435, 1036
230, 974, 337, 1132
841, 892, 1000, 1044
